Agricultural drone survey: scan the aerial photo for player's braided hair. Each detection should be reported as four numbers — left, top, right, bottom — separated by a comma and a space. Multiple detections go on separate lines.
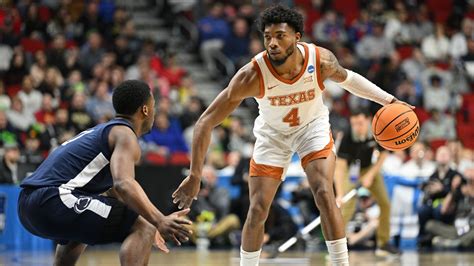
257, 5, 304, 36
113, 80, 151, 115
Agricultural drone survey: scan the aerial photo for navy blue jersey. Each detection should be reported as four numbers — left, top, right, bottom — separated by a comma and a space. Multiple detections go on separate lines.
21, 119, 134, 194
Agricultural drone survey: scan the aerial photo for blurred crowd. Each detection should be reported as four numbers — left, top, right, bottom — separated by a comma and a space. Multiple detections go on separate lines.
0, 0, 473, 251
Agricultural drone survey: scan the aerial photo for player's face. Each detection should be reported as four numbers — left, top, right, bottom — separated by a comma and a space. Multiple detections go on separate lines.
263, 23, 301, 66
350, 114, 370, 138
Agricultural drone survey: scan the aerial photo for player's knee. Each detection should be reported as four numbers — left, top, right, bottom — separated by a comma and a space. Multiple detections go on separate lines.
133, 217, 156, 244
247, 201, 269, 225
313, 184, 333, 209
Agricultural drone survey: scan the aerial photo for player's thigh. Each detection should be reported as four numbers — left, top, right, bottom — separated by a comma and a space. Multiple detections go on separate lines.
296, 117, 336, 171
21, 187, 138, 245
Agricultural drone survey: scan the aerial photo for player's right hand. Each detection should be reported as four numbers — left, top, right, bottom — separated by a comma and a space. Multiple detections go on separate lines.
157, 208, 193, 246
172, 175, 201, 209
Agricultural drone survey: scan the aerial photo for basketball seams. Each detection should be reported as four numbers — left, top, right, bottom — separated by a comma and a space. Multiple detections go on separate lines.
375, 121, 419, 142
373, 105, 389, 136
375, 109, 412, 137
377, 122, 419, 150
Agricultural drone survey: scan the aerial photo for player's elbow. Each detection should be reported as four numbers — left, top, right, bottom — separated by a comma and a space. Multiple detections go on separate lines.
113, 179, 135, 198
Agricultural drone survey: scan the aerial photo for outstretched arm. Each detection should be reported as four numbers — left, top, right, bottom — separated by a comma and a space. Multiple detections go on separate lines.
109, 126, 192, 248
172, 62, 261, 209
319, 47, 403, 107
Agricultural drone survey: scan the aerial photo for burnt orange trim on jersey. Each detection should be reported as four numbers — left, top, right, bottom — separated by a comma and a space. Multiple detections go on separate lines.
314, 44, 326, 91
300, 133, 334, 169
252, 59, 265, 98
263, 43, 309, 85
249, 158, 284, 180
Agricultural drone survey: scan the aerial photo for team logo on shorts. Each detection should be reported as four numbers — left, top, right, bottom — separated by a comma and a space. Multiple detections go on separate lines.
308, 65, 315, 73
73, 196, 92, 214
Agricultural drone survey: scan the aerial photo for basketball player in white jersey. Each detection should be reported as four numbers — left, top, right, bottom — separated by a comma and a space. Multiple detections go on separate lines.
173, 5, 409, 266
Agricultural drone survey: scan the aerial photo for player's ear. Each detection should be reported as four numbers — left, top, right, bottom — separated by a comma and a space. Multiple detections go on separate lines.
295, 32, 301, 42
142, 105, 149, 116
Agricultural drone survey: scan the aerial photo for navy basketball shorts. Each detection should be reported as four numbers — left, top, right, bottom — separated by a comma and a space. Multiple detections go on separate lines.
18, 187, 139, 245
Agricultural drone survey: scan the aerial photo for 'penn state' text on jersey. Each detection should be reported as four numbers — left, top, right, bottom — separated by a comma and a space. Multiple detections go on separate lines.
21, 118, 134, 195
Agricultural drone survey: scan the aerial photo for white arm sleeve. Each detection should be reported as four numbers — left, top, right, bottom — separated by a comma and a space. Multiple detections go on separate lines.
337, 70, 395, 106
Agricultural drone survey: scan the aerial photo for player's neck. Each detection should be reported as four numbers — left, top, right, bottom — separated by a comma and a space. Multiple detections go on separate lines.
271, 46, 303, 78
115, 115, 141, 136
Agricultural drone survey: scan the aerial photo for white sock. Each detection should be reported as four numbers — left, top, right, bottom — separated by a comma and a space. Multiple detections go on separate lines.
240, 247, 261, 266
326, 238, 349, 265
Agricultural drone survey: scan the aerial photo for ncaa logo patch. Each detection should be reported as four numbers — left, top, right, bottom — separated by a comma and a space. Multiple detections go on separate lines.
74, 196, 92, 214
308, 65, 315, 73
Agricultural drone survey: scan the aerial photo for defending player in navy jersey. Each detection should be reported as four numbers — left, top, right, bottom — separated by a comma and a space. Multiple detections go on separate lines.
18, 80, 191, 265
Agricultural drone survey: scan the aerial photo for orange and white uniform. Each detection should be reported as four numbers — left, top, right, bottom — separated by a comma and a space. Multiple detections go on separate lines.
250, 42, 335, 180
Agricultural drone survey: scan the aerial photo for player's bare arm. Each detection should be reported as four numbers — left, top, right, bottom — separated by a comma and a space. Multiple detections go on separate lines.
318, 47, 413, 108
109, 125, 192, 247
172, 62, 261, 209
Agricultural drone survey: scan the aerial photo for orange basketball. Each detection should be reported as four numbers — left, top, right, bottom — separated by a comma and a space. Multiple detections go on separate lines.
372, 103, 420, 151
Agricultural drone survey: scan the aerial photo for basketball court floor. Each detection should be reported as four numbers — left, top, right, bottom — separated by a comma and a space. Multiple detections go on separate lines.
1, 248, 473, 266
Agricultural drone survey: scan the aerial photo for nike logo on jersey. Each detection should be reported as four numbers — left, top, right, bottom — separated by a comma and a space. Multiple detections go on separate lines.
268, 84, 278, 90
267, 89, 316, 106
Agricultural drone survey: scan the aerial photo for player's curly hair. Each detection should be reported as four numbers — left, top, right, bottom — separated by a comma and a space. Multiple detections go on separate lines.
257, 5, 304, 36
113, 80, 151, 115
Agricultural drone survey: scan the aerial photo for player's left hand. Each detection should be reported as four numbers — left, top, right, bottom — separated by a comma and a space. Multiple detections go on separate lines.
154, 230, 170, 253
172, 175, 201, 209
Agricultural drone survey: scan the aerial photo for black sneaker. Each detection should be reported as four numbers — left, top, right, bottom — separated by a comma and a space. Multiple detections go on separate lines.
375, 243, 402, 257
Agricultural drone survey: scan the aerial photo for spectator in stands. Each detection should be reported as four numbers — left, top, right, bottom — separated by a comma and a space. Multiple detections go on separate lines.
423, 74, 451, 113
0, 111, 18, 147
312, 10, 347, 45
355, 21, 394, 66
69, 92, 94, 132
180, 96, 206, 131
198, 2, 231, 77
113, 35, 136, 68
461, 38, 474, 81
37, 67, 62, 108
450, 18, 473, 60
4, 50, 28, 86
224, 17, 251, 69
421, 23, 450, 62
407, 4, 433, 43
23, 3, 46, 37
401, 48, 426, 83
0, 142, 20, 184
30, 50, 48, 88
65, 47, 81, 76
418, 146, 464, 247
6, 97, 36, 132
395, 74, 421, 106
420, 109, 457, 142
427, 168, 474, 249
17, 75, 42, 116
227, 116, 251, 155
329, 97, 349, 138
85, 81, 114, 123
47, 34, 68, 76
78, 1, 104, 38
384, 7, 412, 44
34, 94, 55, 125
22, 127, 44, 164
79, 31, 105, 78
142, 112, 189, 156
447, 139, 474, 174
0, 82, 11, 111
348, 9, 373, 43
189, 165, 240, 246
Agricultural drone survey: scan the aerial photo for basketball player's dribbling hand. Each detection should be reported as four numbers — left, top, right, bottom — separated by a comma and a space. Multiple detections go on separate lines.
172, 175, 201, 209
157, 208, 193, 247
392, 99, 415, 110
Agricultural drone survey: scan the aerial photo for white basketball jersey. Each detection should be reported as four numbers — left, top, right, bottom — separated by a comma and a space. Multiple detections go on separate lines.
252, 42, 328, 134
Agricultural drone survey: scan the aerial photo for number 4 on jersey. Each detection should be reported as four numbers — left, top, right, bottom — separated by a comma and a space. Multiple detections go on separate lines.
283, 108, 300, 127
